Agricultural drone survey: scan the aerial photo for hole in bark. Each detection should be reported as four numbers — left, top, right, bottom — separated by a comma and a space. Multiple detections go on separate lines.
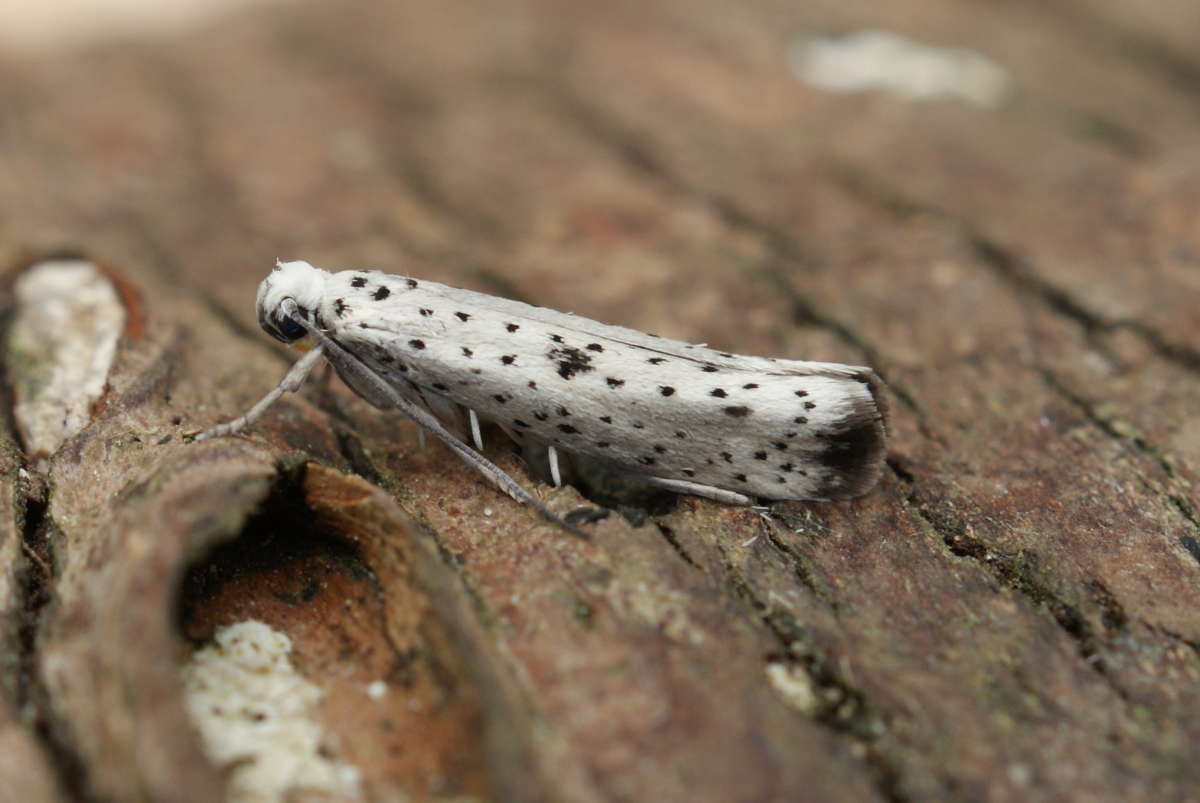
176, 464, 492, 801
13, 486, 94, 801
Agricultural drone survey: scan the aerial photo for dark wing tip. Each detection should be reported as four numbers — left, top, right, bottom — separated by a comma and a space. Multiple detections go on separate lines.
815, 371, 889, 500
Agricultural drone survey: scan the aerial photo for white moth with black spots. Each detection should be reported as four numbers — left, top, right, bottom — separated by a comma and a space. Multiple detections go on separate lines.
196, 260, 889, 533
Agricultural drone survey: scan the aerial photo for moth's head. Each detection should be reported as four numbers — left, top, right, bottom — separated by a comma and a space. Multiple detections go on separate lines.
256, 260, 330, 344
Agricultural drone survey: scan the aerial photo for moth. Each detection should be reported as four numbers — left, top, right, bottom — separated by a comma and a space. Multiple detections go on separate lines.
196, 261, 888, 531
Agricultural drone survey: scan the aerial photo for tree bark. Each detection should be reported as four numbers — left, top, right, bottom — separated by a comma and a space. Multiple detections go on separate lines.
1, 1, 1198, 801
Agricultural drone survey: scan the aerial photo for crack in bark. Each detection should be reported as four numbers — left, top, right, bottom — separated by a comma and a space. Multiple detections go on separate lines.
13, 488, 98, 802
653, 522, 701, 570
887, 458, 1135, 703
332, 425, 388, 488
1149, 622, 1200, 660
757, 511, 839, 610
1037, 366, 1200, 535
714, 541, 913, 803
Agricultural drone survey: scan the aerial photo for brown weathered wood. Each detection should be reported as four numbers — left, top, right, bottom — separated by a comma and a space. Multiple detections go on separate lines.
1, 0, 1198, 801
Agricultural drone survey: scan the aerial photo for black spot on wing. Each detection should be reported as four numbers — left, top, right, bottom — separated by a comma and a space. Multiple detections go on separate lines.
547, 346, 594, 380
406, 278, 418, 288
723, 406, 751, 417
351, 277, 367, 288
455, 311, 471, 321
373, 286, 390, 300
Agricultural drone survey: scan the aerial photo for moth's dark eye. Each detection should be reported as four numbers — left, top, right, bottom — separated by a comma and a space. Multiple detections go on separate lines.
276, 315, 307, 342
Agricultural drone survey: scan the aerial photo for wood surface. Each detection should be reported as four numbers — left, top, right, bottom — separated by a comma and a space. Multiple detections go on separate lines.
1, 1, 1198, 801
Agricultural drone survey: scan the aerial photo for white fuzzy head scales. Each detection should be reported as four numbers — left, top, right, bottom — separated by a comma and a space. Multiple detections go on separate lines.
256, 260, 331, 342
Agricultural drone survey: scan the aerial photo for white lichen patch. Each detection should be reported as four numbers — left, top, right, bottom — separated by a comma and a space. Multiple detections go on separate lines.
181, 620, 362, 803
765, 661, 819, 714
8, 259, 125, 460
789, 30, 1012, 108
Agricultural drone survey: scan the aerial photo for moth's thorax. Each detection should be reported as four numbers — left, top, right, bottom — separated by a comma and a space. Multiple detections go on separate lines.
256, 260, 331, 339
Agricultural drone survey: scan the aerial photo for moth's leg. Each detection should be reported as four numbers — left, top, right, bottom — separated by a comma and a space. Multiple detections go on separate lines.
284, 301, 589, 537
193, 346, 326, 441
547, 445, 562, 487
642, 476, 752, 506
468, 409, 484, 451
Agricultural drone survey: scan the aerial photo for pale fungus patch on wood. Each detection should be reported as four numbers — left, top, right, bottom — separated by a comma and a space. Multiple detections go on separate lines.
8, 258, 125, 461
765, 662, 819, 715
789, 30, 1012, 108
181, 620, 362, 803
